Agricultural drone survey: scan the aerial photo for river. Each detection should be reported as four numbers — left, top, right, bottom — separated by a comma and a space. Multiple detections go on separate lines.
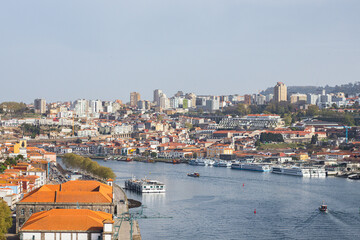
95, 160, 360, 240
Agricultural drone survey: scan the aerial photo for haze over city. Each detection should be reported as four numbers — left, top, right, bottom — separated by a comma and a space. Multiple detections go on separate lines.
1, 0, 359, 102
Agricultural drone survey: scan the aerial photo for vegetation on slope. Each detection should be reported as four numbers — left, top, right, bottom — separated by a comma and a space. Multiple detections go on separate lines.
62, 153, 116, 180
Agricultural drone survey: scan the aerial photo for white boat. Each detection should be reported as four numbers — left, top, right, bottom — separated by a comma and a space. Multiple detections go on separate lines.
204, 159, 215, 166
231, 163, 270, 172
125, 178, 166, 193
213, 160, 228, 167
307, 168, 326, 178
189, 159, 206, 166
271, 166, 311, 177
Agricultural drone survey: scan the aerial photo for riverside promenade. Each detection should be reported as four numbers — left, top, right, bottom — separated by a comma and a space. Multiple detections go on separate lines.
113, 183, 142, 240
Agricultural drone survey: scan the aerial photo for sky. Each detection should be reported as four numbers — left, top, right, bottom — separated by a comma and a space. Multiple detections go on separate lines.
0, 0, 359, 103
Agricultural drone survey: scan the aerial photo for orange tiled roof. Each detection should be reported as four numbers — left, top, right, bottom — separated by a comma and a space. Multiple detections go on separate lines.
20, 180, 112, 203
21, 209, 112, 231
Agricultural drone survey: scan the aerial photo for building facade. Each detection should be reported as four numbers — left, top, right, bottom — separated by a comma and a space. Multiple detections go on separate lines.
274, 82, 287, 102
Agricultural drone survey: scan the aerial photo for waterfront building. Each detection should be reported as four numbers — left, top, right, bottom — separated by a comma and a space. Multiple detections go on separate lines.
16, 180, 115, 232
274, 82, 287, 102
19, 209, 114, 240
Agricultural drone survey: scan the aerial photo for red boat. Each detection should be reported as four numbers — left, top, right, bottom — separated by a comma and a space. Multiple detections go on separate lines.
172, 159, 180, 164
319, 204, 328, 212
187, 172, 200, 177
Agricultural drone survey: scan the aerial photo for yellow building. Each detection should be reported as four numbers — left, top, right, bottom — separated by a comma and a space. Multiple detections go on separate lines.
206, 144, 234, 158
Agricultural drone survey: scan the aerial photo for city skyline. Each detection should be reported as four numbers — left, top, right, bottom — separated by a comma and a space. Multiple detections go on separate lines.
1, 1, 359, 102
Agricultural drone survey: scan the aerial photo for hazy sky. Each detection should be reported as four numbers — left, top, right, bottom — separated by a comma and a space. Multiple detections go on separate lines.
1, 0, 359, 103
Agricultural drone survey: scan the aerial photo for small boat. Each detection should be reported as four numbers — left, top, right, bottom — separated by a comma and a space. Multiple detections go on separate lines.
172, 159, 180, 164
319, 204, 328, 212
187, 172, 200, 177
348, 174, 360, 180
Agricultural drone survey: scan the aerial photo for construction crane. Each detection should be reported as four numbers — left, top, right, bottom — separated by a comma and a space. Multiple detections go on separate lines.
114, 206, 172, 240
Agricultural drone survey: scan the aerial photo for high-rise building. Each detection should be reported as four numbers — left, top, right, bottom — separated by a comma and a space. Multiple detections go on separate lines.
90, 100, 103, 113
34, 99, 46, 114
153, 89, 163, 106
73, 99, 89, 117
244, 95, 252, 105
130, 92, 141, 107
159, 93, 169, 109
274, 82, 287, 102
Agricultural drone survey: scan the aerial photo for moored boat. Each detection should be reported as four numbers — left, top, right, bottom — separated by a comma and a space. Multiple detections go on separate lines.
125, 177, 165, 193
231, 163, 270, 172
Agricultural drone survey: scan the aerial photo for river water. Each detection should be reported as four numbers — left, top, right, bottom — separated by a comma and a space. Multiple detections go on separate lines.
96, 160, 360, 240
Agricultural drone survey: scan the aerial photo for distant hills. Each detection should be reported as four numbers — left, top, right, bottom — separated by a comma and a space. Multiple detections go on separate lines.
260, 82, 360, 96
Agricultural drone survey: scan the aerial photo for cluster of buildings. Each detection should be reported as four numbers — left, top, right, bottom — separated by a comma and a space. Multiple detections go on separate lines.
0, 140, 56, 209
16, 179, 117, 240
0, 139, 124, 240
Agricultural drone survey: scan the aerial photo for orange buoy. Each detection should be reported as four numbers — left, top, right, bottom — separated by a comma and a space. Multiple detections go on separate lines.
254, 209, 256, 214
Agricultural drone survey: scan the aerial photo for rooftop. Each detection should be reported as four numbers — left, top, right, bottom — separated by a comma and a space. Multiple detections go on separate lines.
21, 209, 113, 231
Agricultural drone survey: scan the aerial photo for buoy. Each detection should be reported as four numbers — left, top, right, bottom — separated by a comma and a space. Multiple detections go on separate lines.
254, 209, 256, 214
243, 183, 245, 187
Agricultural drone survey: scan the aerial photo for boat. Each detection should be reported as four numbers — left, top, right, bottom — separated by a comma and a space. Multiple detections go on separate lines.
319, 204, 328, 212
231, 163, 270, 172
172, 159, 181, 164
213, 160, 228, 167
187, 172, 200, 177
348, 174, 360, 180
189, 159, 206, 166
271, 166, 310, 177
204, 159, 215, 166
125, 177, 165, 193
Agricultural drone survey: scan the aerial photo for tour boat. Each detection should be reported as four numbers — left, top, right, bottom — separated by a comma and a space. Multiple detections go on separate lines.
231, 163, 270, 172
125, 177, 165, 193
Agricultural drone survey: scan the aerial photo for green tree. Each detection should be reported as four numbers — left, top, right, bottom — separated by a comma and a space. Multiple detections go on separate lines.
283, 113, 292, 126
0, 199, 12, 240
236, 104, 250, 116
150, 152, 157, 158
311, 134, 318, 145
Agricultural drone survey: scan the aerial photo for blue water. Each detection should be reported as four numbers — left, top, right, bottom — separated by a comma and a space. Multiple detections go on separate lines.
97, 160, 360, 240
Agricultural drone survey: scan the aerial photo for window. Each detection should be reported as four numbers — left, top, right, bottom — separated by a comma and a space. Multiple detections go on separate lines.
21, 209, 25, 215
29, 209, 33, 215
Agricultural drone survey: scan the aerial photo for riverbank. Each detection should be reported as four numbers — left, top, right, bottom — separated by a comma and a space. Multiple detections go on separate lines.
54, 160, 142, 240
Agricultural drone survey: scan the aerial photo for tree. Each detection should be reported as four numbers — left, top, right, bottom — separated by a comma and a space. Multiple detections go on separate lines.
311, 134, 318, 145
0, 199, 12, 240
150, 152, 157, 158
283, 113, 292, 126
306, 105, 319, 116
236, 104, 250, 116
